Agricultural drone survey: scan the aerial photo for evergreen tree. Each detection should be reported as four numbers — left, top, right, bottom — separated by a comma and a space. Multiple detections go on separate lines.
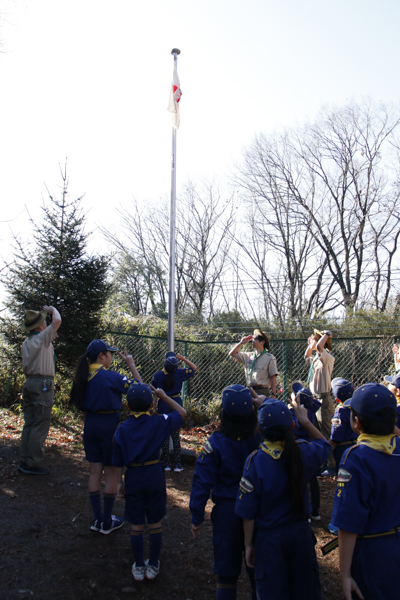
2, 165, 112, 373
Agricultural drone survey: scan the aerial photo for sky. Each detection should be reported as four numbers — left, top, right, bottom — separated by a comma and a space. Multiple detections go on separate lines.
1, 0, 400, 302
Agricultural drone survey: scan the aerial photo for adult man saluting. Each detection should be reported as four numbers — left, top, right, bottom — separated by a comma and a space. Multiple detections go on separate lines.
19, 305, 62, 475
229, 329, 278, 397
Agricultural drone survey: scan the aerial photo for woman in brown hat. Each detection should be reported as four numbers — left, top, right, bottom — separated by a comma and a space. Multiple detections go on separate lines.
229, 329, 278, 397
304, 329, 335, 476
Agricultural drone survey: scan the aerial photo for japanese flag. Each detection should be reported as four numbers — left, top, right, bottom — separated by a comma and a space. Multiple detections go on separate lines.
167, 64, 182, 129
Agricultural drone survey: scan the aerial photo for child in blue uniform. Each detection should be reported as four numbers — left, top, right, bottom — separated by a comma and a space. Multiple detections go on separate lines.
190, 384, 262, 600
289, 382, 322, 521
329, 378, 358, 471
152, 351, 196, 472
71, 339, 142, 534
384, 374, 400, 427
330, 383, 400, 600
113, 382, 186, 582
235, 397, 331, 600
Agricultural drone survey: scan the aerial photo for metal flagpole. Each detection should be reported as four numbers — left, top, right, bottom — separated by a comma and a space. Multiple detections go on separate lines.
168, 48, 180, 352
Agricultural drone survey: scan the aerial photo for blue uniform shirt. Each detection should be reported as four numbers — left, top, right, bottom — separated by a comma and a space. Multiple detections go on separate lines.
152, 367, 195, 414
330, 404, 358, 444
83, 366, 136, 412
113, 411, 183, 466
331, 438, 400, 535
189, 430, 262, 525
235, 438, 331, 528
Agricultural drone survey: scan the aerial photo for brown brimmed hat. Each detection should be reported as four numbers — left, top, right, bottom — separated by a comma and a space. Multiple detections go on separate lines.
254, 328, 270, 350
23, 309, 47, 332
313, 329, 332, 351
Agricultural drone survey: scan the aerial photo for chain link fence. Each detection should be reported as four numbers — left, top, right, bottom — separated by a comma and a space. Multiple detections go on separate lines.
107, 332, 397, 403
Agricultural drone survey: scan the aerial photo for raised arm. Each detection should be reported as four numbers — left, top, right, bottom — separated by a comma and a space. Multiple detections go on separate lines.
316, 330, 332, 354
230, 335, 253, 357
151, 386, 187, 418
118, 347, 142, 383
43, 305, 62, 333
291, 393, 326, 441
175, 353, 197, 371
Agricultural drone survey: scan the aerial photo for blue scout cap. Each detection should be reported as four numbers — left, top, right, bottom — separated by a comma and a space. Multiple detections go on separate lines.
258, 400, 293, 434
292, 382, 313, 408
350, 383, 396, 420
222, 384, 253, 418
86, 339, 118, 357
332, 378, 354, 402
385, 374, 400, 389
126, 382, 153, 409
164, 351, 179, 372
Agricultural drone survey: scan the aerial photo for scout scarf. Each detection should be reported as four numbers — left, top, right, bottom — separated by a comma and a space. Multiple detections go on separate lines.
87, 364, 105, 382
260, 440, 284, 460
131, 411, 152, 418
307, 353, 319, 384
357, 433, 396, 455
248, 349, 268, 378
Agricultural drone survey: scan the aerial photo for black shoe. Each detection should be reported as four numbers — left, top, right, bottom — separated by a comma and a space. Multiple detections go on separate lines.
18, 464, 50, 475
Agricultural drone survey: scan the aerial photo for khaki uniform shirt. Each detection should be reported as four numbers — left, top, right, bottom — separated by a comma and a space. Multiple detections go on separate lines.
234, 351, 278, 388
306, 349, 335, 395
22, 325, 58, 377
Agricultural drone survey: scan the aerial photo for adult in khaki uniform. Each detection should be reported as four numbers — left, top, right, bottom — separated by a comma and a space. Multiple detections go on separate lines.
229, 329, 278, 397
305, 329, 335, 474
19, 306, 62, 475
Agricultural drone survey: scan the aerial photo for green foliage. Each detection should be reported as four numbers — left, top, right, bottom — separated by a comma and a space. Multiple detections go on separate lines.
184, 394, 222, 427
2, 167, 112, 376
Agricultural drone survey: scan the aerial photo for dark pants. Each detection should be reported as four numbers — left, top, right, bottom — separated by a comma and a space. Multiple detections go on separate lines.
20, 376, 54, 468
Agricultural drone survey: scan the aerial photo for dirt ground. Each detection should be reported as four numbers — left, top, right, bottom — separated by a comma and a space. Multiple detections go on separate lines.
0, 410, 342, 600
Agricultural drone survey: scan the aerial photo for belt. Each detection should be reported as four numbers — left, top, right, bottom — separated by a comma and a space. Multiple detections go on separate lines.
334, 440, 357, 446
27, 374, 54, 379
322, 525, 400, 556
251, 385, 269, 390
129, 459, 159, 467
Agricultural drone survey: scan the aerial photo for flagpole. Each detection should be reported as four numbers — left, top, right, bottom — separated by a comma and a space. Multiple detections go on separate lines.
168, 48, 180, 352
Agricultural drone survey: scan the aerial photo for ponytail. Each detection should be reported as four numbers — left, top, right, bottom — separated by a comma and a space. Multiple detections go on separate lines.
70, 353, 92, 410
282, 430, 304, 516
162, 372, 175, 392
263, 428, 304, 516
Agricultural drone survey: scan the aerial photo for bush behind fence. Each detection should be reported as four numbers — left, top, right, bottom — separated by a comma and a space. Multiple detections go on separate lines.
108, 332, 397, 403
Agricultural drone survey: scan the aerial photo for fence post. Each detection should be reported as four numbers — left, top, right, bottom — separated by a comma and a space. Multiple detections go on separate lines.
182, 341, 189, 403
282, 340, 288, 400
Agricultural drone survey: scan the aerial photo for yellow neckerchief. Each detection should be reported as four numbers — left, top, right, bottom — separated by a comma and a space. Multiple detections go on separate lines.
357, 433, 396, 455
162, 367, 168, 375
260, 440, 285, 460
130, 411, 152, 418
88, 364, 105, 382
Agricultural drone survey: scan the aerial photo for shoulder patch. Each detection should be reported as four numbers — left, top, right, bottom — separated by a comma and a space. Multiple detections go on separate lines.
337, 468, 352, 488
203, 440, 214, 454
239, 476, 254, 494
162, 414, 169, 420
331, 417, 341, 427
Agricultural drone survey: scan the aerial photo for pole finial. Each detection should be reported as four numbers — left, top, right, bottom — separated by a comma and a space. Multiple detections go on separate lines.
171, 48, 181, 56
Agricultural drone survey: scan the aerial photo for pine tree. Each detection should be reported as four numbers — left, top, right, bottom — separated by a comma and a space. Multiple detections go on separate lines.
3, 165, 112, 373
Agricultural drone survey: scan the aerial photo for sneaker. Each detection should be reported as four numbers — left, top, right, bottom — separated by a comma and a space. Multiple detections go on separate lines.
164, 466, 171, 472
99, 515, 124, 534
328, 522, 338, 535
90, 519, 101, 532
321, 467, 336, 478
145, 559, 160, 581
132, 562, 146, 582
174, 465, 184, 472
310, 511, 321, 521
18, 464, 50, 475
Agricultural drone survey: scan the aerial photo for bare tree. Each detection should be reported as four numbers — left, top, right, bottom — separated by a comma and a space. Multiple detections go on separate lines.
104, 180, 235, 320
235, 100, 400, 316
